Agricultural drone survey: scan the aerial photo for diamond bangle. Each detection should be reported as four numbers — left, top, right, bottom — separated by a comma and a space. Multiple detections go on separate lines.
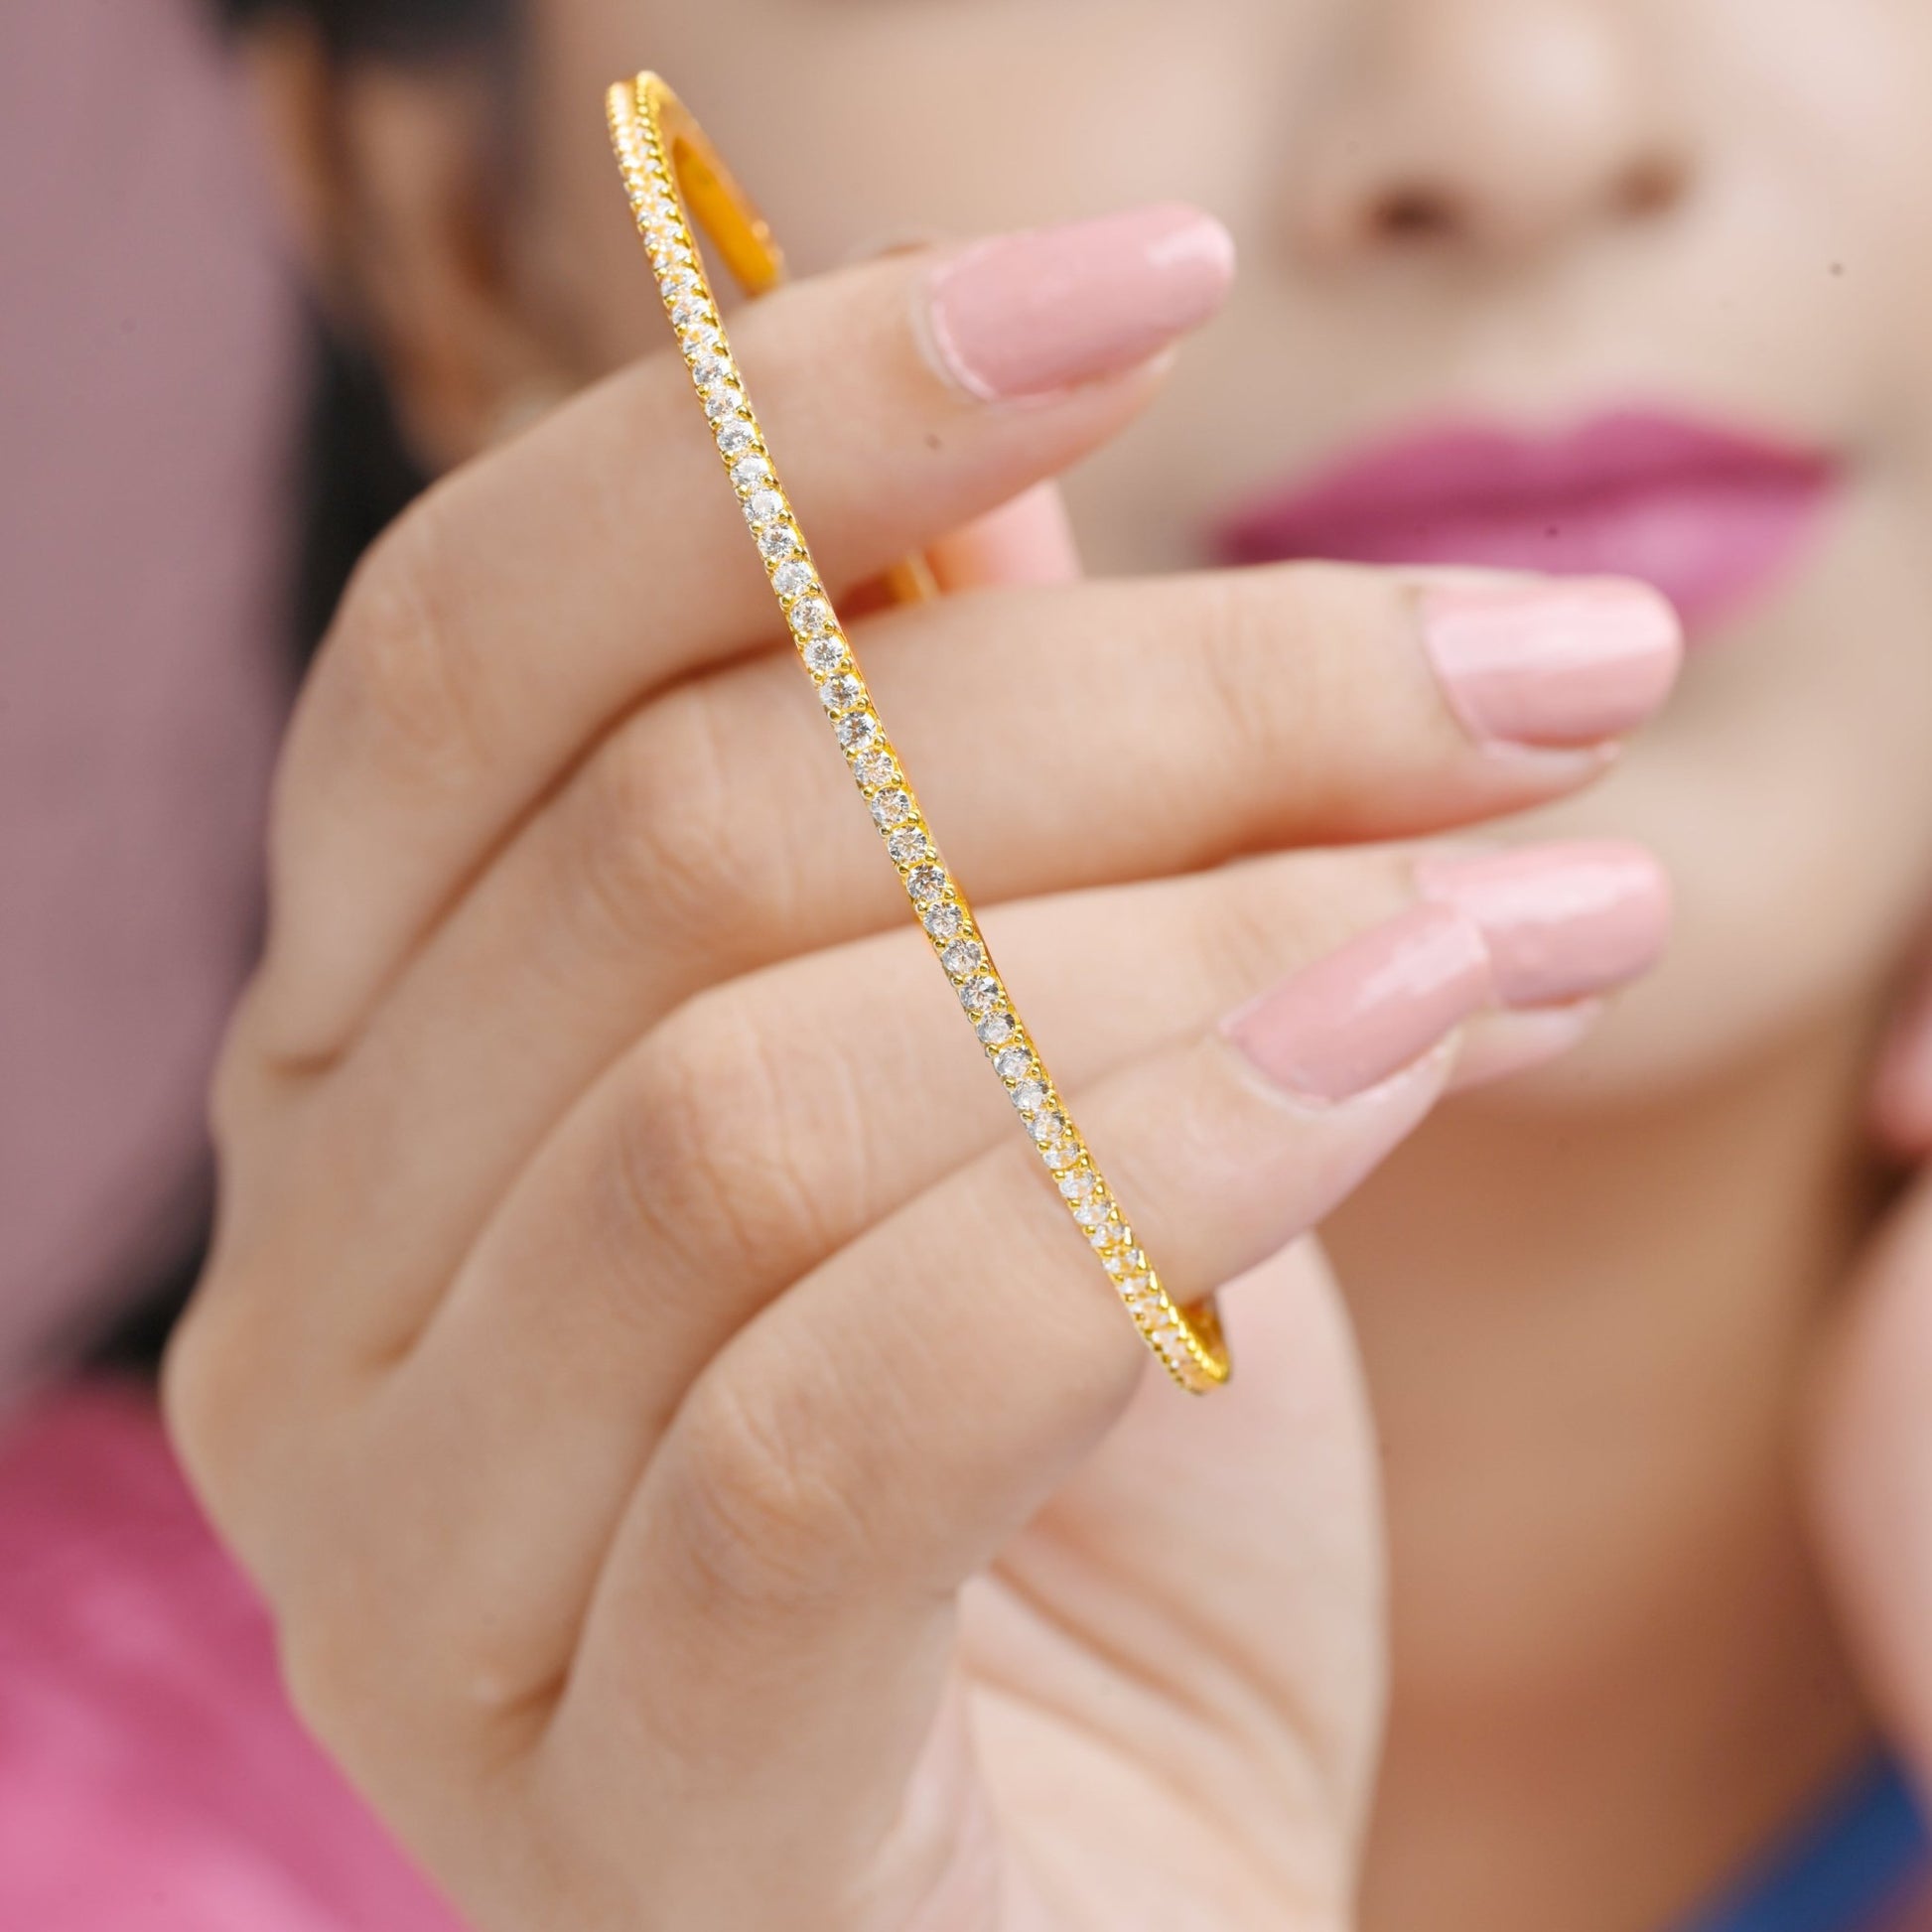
606, 72, 1229, 1394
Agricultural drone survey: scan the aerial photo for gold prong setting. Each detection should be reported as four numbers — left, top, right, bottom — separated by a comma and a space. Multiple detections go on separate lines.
609, 75, 1228, 1392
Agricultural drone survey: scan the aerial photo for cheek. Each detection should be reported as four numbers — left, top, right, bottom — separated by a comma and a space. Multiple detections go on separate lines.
1518, 481, 1932, 1099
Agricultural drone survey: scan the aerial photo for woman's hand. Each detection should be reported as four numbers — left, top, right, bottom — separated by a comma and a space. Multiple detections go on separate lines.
164, 221, 1676, 1932
1808, 968, 1932, 1807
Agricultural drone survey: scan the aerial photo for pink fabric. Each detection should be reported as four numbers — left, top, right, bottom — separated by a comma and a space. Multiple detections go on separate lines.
0, 1383, 463, 1929
0, 1, 294, 1407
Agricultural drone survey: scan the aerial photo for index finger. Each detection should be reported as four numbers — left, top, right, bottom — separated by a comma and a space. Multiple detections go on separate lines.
260, 208, 1233, 1061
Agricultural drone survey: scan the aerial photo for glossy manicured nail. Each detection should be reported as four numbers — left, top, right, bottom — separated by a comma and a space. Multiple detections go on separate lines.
922, 204, 1235, 402
1223, 903, 1491, 1103
1416, 841, 1672, 1008
1421, 578, 1683, 750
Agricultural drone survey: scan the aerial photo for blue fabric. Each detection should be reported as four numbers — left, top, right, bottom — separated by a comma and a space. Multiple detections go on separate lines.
1681, 1758, 1930, 1932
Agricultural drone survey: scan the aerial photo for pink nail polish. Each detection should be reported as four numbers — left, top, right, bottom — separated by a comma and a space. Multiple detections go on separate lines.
1416, 841, 1672, 1008
1223, 904, 1491, 1103
923, 204, 1236, 402
1421, 579, 1683, 749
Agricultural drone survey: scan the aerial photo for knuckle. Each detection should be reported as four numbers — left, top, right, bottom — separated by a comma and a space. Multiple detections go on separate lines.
159, 1279, 270, 1533
663, 1360, 877, 1618
606, 995, 838, 1296
324, 493, 490, 794
1198, 564, 1367, 759
570, 681, 771, 958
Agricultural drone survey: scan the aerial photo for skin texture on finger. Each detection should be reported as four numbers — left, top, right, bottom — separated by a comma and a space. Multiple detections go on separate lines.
531, 1024, 1462, 1930
257, 235, 1219, 1064
207, 558, 1664, 1359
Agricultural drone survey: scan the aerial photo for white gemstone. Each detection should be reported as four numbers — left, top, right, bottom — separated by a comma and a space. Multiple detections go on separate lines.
975, 1011, 1017, 1045
743, 488, 785, 525
692, 354, 733, 387
1046, 1142, 1081, 1172
670, 296, 710, 328
787, 596, 833, 635
888, 827, 931, 864
659, 268, 699, 296
870, 788, 912, 828
771, 561, 815, 598
758, 522, 800, 560
706, 386, 747, 421
821, 674, 865, 712
1032, 1111, 1068, 1146
802, 636, 845, 675
995, 1046, 1034, 1081
1074, 1197, 1113, 1228
854, 752, 897, 787
942, 939, 985, 978
681, 324, 722, 353
922, 902, 962, 940
837, 712, 879, 751
716, 422, 757, 458
907, 865, 948, 904
959, 975, 1001, 1015
1011, 1079, 1048, 1115
1057, 1168, 1098, 1199
733, 457, 773, 490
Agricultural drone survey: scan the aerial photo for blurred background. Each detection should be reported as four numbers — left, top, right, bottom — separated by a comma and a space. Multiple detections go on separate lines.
0, 6, 462, 1924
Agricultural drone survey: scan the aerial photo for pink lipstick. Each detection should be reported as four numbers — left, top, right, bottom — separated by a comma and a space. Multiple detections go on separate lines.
1211, 408, 1839, 635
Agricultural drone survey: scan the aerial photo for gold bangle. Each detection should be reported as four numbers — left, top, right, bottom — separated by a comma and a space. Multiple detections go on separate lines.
606, 72, 1229, 1394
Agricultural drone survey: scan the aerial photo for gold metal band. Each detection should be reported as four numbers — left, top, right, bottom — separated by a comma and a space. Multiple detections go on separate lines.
606, 72, 1229, 1393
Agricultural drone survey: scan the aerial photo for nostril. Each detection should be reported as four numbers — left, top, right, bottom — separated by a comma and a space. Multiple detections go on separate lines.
1369, 185, 1461, 243
1616, 153, 1690, 221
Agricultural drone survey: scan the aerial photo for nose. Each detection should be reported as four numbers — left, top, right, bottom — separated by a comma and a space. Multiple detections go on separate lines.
1288, 0, 1693, 264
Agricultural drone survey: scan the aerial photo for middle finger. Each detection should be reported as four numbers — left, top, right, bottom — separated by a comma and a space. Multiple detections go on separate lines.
221, 562, 1677, 1325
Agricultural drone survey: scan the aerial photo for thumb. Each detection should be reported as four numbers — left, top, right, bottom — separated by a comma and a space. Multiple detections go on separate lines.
1807, 1172, 1932, 1786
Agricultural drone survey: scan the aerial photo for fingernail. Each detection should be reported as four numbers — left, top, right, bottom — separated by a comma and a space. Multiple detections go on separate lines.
1416, 841, 1672, 1009
1421, 579, 1683, 750
922, 204, 1235, 402
1223, 903, 1491, 1103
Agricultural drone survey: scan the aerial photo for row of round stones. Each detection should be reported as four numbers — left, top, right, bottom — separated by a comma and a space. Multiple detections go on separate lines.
610, 82, 1218, 1388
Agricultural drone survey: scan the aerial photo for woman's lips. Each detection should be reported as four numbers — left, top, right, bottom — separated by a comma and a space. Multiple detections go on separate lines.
1210, 408, 1840, 635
